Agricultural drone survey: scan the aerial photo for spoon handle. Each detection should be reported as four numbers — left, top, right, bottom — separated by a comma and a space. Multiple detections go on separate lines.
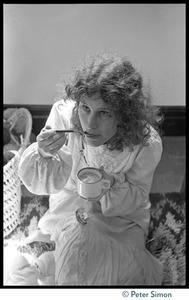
55, 129, 76, 133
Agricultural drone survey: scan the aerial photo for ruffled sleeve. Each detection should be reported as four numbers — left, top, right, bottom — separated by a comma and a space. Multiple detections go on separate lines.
18, 142, 72, 195
18, 100, 74, 195
100, 130, 162, 217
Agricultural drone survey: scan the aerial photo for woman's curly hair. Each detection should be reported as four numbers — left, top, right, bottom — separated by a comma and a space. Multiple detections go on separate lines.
57, 52, 163, 151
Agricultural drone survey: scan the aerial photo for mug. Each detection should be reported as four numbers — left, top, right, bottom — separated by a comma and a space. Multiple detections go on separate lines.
77, 167, 111, 199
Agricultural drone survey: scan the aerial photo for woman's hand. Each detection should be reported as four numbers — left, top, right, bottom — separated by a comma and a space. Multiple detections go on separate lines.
85, 166, 115, 203
100, 166, 115, 187
37, 125, 67, 158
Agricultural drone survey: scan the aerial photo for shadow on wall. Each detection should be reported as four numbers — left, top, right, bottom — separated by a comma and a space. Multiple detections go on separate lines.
151, 136, 185, 194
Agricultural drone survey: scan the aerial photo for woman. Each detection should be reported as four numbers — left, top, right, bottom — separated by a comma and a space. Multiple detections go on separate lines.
14, 52, 163, 285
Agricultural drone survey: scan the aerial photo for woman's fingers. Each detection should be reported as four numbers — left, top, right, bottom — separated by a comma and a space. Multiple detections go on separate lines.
39, 135, 66, 155
37, 126, 67, 157
37, 129, 66, 146
42, 125, 52, 131
37, 128, 55, 141
99, 166, 115, 187
87, 190, 107, 202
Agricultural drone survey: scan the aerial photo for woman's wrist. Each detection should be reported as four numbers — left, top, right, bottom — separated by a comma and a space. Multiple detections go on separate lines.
38, 147, 53, 159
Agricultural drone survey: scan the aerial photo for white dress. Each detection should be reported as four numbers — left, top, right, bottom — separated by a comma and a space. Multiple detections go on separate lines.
18, 100, 163, 285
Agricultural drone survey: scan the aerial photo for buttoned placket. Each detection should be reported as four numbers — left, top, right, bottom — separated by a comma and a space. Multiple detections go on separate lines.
79, 136, 89, 166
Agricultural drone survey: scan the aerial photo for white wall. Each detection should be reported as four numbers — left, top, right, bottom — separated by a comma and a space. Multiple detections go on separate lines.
4, 4, 185, 106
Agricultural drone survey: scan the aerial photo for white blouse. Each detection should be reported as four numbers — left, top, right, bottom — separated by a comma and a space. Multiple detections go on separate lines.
18, 99, 162, 235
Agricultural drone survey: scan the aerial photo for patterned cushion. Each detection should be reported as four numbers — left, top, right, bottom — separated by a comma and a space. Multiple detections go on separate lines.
4, 192, 185, 286
147, 192, 185, 286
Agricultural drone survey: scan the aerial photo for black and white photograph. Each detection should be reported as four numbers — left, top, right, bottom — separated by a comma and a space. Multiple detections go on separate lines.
3, 3, 186, 295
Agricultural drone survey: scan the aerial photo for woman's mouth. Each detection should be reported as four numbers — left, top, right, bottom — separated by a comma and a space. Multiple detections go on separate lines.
84, 131, 100, 139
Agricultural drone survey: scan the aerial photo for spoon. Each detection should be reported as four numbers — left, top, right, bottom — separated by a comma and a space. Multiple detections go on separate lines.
55, 129, 86, 134
55, 129, 77, 133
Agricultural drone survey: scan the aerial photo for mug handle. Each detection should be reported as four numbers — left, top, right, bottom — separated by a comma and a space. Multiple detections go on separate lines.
102, 179, 111, 189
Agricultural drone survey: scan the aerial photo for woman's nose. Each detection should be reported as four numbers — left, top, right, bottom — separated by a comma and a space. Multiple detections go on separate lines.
87, 115, 98, 130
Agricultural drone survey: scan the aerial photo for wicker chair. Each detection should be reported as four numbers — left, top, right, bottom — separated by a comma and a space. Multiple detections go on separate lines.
3, 108, 32, 238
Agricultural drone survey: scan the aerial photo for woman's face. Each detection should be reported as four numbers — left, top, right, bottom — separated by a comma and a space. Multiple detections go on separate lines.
78, 93, 118, 147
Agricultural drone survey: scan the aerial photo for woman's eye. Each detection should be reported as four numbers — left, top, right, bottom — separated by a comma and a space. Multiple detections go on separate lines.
100, 111, 111, 117
82, 105, 90, 112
